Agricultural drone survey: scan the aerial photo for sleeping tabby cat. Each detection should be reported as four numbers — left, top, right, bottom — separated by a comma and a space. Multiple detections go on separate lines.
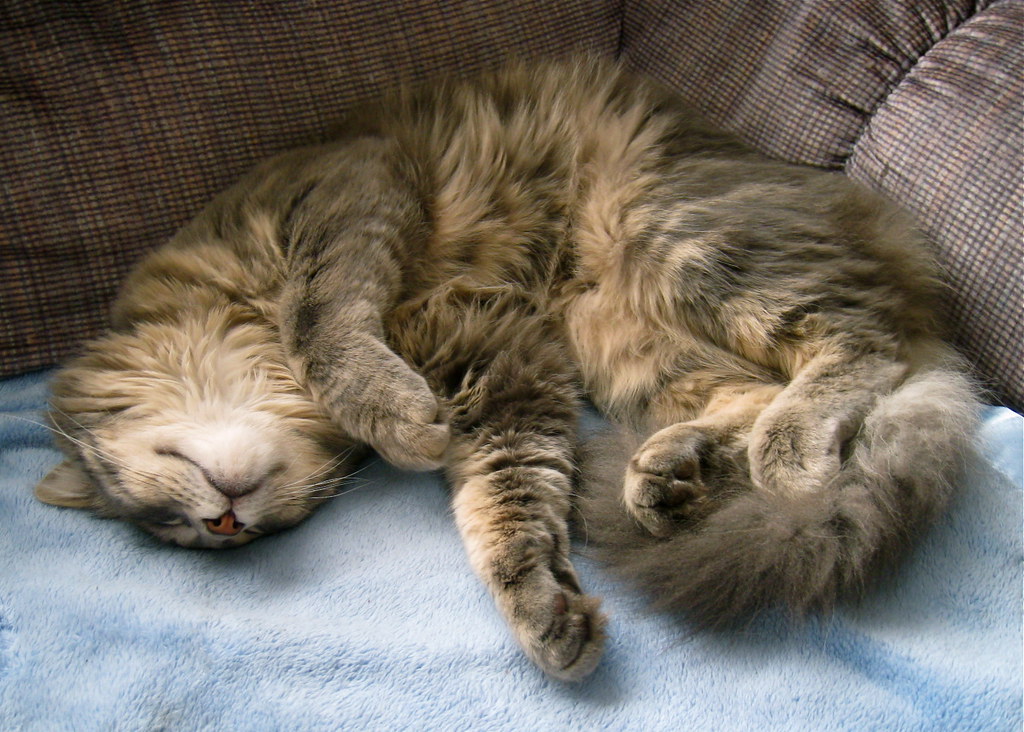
35, 58, 978, 681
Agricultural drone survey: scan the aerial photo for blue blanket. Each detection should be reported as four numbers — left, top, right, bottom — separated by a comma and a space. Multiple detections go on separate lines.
1, 369, 1021, 730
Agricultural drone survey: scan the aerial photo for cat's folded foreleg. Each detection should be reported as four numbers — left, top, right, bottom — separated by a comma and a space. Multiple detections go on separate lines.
276, 140, 452, 469
287, 328, 451, 470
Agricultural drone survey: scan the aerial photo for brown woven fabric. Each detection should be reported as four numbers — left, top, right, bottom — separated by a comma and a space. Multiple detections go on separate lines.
3, 0, 1021, 409
620, 0, 982, 166
622, 0, 1023, 409
847, 2, 1023, 409
0, 0, 620, 377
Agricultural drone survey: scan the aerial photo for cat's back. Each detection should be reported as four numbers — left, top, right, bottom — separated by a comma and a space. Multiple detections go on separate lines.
117, 59, 746, 320
333, 58, 738, 293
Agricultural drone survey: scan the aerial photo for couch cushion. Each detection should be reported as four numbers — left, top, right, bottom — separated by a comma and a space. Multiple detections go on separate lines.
846, 2, 1023, 410
622, 0, 1022, 409
0, 0, 619, 378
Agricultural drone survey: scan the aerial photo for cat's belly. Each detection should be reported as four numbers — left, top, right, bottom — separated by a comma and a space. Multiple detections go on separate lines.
562, 287, 680, 417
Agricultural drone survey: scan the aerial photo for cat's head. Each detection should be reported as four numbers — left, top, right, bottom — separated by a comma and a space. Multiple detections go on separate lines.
35, 309, 359, 548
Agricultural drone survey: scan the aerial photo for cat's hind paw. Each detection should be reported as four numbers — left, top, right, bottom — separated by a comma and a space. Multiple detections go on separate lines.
747, 410, 846, 494
624, 424, 718, 537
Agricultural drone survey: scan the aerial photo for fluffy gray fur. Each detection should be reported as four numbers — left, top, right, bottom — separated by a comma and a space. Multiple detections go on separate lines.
35, 58, 979, 680
577, 368, 977, 626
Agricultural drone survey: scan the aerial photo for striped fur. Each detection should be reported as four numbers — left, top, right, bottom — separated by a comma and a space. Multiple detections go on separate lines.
36, 58, 978, 680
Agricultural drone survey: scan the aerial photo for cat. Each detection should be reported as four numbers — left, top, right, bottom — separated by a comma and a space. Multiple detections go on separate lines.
34, 57, 978, 682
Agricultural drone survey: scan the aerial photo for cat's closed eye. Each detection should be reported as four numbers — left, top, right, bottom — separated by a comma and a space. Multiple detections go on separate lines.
154, 447, 199, 467
154, 446, 283, 499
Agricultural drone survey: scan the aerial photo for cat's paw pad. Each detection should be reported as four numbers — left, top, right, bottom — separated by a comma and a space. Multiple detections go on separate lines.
521, 585, 606, 682
624, 425, 716, 537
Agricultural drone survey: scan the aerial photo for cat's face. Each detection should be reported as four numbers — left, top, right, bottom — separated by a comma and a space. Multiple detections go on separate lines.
36, 313, 358, 548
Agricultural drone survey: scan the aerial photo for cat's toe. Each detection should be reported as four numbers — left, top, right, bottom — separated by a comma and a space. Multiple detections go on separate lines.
376, 416, 451, 470
527, 589, 606, 682
624, 464, 709, 537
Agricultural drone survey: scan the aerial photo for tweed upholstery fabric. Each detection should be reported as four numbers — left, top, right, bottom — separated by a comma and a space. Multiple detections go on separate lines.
2, 0, 1021, 409
621, 0, 982, 167
0, 0, 619, 377
621, 0, 1022, 409
847, 2, 1023, 408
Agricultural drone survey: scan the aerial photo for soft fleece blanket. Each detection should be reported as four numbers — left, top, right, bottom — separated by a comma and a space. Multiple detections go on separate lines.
1, 369, 1021, 730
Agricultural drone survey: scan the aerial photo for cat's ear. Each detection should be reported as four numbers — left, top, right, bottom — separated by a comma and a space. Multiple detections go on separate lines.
35, 460, 96, 509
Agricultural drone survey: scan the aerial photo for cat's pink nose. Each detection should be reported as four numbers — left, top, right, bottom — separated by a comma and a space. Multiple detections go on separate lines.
204, 510, 245, 536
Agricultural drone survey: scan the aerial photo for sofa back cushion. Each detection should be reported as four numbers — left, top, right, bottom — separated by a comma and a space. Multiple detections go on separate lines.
0, 0, 619, 377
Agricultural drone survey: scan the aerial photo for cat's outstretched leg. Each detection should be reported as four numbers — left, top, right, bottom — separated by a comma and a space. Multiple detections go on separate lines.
394, 291, 606, 681
451, 438, 605, 682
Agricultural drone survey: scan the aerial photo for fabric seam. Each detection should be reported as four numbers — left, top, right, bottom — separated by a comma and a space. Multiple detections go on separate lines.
846, 0, 993, 166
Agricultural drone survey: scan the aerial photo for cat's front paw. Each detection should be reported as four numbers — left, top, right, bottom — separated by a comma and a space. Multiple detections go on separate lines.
513, 575, 606, 682
309, 334, 451, 470
367, 370, 451, 471
624, 423, 718, 537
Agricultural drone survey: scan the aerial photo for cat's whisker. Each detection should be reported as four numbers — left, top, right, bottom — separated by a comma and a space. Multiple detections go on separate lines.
279, 474, 362, 499
276, 449, 356, 491
334, 458, 375, 480
321, 483, 369, 500
303, 479, 372, 501
0, 412, 55, 432
273, 469, 374, 502
48, 404, 114, 442
41, 418, 166, 485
